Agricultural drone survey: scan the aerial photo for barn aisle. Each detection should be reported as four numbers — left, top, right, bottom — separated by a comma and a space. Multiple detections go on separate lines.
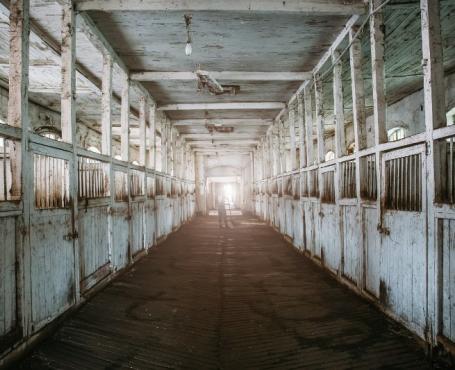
18, 215, 430, 369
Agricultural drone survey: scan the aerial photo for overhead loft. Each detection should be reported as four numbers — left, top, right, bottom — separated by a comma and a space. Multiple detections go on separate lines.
0, 0, 455, 368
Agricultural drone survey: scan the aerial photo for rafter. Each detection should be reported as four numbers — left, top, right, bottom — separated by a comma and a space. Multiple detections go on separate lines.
131, 71, 312, 82
158, 102, 285, 111
75, 0, 366, 15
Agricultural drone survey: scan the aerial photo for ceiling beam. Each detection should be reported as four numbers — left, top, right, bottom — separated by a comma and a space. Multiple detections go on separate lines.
158, 102, 285, 111
131, 71, 312, 82
75, 0, 366, 15
172, 119, 272, 126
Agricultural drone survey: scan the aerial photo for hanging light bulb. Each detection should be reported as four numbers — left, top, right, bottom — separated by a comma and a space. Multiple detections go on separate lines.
185, 41, 192, 56
184, 14, 192, 57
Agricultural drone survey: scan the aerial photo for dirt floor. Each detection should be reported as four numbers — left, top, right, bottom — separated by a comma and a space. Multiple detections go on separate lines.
16, 215, 437, 369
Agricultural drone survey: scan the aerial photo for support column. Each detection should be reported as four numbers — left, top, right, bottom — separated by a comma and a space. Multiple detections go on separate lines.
101, 53, 112, 156
297, 94, 307, 168
333, 50, 345, 158
289, 104, 297, 170
8, 0, 31, 334
314, 74, 325, 163
120, 71, 129, 162
148, 105, 156, 169
304, 86, 314, 166
138, 96, 147, 166
370, 0, 387, 146
61, 0, 80, 302
421, 0, 445, 343
349, 26, 367, 151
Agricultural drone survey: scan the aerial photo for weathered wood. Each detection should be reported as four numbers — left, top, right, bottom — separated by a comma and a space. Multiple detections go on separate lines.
297, 94, 307, 168
120, 71, 129, 162
370, 0, 387, 146
421, 0, 445, 344
289, 104, 297, 170
101, 52, 112, 156
75, 0, 366, 15
332, 50, 345, 158
314, 75, 325, 163
304, 87, 314, 166
61, 0, 80, 303
148, 105, 156, 169
8, 0, 30, 200
349, 26, 367, 151
139, 96, 147, 166
158, 102, 285, 111
131, 71, 312, 81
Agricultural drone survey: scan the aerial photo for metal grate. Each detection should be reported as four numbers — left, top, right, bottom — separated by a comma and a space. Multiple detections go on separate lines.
34, 154, 70, 209
385, 153, 422, 212
114, 170, 128, 202
445, 137, 455, 204
341, 160, 356, 199
321, 171, 335, 204
360, 154, 377, 201
309, 169, 319, 198
130, 169, 145, 198
0, 137, 12, 201
146, 176, 155, 198
78, 156, 109, 199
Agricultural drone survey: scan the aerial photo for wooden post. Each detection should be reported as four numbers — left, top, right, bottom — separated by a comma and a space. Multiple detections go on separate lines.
139, 96, 147, 166
289, 104, 297, 170
421, 0, 445, 344
148, 105, 156, 169
61, 0, 80, 302
349, 26, 367, 151
370, 0, 387, 146
297, 94, 307, 168
304, 86, 314, 166
8, 0, 31, 335
120, 71, 129, 162
101, 53, 113, 156
332, 50, 345, 158
314, 74, 325, 163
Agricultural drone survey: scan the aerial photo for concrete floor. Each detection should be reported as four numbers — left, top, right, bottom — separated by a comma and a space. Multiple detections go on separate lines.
17, 215, 435, 369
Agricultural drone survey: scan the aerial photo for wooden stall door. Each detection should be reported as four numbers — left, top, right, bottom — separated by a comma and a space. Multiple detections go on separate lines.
29, 149, 76, 331
380, 145, 427, 333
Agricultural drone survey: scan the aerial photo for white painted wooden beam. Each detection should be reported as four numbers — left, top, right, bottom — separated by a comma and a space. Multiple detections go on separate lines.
332, 50, 345, 158
131, 71, 312, 81
297, 94, 307, 168
289, 104, 297, 170
76, 0, 366, 14
8, 0, 29, 199
158, 102, 285, 111
349, 25, 367, 151
120, 71, 129, 161
148, 105, 156, 169
61, 1, 76, 143
139, 96, 147, 166
101, 52, 113, 156
314, 75, 325, 163
61, 0, 81, 303
172, 119, 272, 126
370, 0, 387, 146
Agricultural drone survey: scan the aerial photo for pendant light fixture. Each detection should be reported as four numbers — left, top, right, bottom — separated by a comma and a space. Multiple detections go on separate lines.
184, 14, 192, 56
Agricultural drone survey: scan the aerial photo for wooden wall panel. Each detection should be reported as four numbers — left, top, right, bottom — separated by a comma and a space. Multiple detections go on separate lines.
30, 211, 75, 329
364, 207, 380, 297
131, 202, 145, 256
0, 216, 16, 337
319, 204, 340, 273
342, 205, 361, 284
441, 218, 455, 342
78, 206, 110, 287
